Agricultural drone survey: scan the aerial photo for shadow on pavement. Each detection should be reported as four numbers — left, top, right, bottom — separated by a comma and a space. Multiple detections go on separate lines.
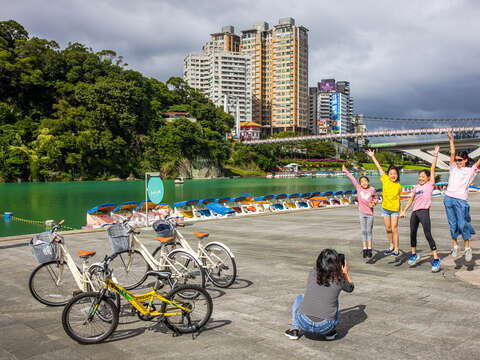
454, 253, 478, 271
304, 304, 367, 341
227, 278, 254, 290
205, 287, 226, 299
366, 250, 388, 264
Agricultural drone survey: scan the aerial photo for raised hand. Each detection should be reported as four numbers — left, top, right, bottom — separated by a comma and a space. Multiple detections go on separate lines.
342, 164, 347, 172
365, 149, 375, 158
447, 129, 453, 139
433, 145, 440, 156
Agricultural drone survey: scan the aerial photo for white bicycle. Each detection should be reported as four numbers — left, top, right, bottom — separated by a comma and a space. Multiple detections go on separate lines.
28, 220, 120, 308
107, 218, 205, 290
151, 216, 237, 288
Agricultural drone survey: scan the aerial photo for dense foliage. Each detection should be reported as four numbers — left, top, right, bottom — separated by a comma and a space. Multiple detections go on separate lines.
0, 20, 233, 182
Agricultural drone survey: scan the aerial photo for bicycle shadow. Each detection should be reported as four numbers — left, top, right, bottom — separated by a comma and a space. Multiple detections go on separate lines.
205, 287, 226, 299
105, 318, 232, 343
225, 278, 254, 290
304, 304, 367, 341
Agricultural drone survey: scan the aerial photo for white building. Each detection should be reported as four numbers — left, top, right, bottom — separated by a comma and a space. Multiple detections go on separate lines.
184, 27, 252, 125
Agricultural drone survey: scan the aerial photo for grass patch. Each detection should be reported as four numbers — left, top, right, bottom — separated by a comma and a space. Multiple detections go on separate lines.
223, 165, 266, 177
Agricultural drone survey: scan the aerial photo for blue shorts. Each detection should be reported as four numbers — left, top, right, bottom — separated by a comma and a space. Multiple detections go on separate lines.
381, 208, 399, 217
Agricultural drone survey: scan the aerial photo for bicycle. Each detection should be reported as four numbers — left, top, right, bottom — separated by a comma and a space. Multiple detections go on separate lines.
152, 216, 237, 288
28, 220, 120, 308
107, 218, 205, 290
62, 257, 213, 344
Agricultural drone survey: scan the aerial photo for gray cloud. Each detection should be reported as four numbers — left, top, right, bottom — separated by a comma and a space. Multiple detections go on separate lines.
4, 0, 480, 120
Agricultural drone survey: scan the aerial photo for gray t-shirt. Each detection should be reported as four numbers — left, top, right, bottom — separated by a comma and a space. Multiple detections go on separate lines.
299, 269, 354, 322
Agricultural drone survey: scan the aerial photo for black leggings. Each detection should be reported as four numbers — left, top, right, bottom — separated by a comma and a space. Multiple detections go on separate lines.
410, 209, 437, 251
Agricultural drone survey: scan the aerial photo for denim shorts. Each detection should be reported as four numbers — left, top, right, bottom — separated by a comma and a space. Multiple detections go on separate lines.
381, 207, 399, 217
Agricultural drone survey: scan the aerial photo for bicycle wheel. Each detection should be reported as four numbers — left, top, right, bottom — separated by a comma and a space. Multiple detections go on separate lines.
109, 250, 148, 290
152, 241, 182, 260
167, 249, 205, 289
203, 243, 237, 288
87, 265, 121, 311
161, 284, 213, 334
62, 292, 118, 344
29, 261, 79, 306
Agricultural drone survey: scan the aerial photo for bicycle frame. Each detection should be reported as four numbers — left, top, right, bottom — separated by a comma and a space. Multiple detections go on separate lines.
128, 233, 200, 281
104, 278, 189, 317
55, 243, 97, 292
171, 228, 235, 271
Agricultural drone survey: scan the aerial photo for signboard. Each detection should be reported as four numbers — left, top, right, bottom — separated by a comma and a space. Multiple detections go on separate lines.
319, 79, 336, 92
147, 176, 164, 204
330, 93, 340, 121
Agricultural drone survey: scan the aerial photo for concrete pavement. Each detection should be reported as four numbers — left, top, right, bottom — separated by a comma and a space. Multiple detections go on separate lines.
1, 195, 480, 359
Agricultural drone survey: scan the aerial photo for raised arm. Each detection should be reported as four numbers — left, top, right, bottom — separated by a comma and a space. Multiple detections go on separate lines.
365, 150, 385, 176
342, 164, 358, 187
400, 192, 416, 218
448, 129, 455, 164
430, 145, 439, 184
475, 158, 480, 169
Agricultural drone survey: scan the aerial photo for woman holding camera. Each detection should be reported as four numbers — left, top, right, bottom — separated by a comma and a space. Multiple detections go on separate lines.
285, 249, 354, 340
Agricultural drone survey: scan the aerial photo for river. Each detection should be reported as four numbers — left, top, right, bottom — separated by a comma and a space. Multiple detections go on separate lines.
0, 173, 439, 236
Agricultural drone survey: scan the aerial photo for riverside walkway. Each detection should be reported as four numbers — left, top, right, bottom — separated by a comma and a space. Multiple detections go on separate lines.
1, 195, 480, 360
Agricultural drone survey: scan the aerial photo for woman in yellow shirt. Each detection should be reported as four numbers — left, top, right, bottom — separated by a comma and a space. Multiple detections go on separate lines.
366, 150, 403, 256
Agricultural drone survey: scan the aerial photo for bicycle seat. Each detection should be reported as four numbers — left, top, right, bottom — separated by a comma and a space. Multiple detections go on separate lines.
154, 236, 175, 243
145, 270, 172, 280
194, 232, 209, 239
77, 250, 96, 259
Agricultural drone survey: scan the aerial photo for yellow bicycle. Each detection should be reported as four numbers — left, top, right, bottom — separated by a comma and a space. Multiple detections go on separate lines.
61, 257, 213, 344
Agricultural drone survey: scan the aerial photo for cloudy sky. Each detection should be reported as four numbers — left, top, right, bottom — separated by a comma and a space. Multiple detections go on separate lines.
4, 0, 480, 125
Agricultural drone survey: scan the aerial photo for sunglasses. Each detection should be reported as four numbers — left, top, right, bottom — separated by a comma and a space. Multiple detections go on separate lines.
455, 158, 466, 162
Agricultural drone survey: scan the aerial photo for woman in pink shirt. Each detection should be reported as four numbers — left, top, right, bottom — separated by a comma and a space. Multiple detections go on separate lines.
443, 130, 480, 262
401, 146, 441, 272
342, 165, 378, 259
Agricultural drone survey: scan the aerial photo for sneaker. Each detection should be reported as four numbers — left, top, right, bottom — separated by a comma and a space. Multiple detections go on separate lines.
390, 250, 401, 257
408, 253, 421, 266
431, 259, 441, 273
464, 248, 473, 262
362, 249, 367, 258
367, 249, 373, 258
285, 329, 300, 340
325, 330, 337, 340
384, 248, 394, 255
450, 246, 459, 257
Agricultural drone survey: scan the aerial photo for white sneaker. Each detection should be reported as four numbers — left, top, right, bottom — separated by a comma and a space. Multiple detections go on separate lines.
464, 248, 473, 262
451, 246, 459, 257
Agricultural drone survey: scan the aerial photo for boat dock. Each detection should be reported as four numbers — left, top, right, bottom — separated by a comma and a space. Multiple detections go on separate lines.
1, 195, 480, 359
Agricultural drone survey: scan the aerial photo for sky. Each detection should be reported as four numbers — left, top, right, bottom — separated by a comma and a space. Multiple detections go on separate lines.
4, 0, 480, 126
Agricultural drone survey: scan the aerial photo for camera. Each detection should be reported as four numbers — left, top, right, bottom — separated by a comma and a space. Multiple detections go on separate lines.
338, 253, 345, 267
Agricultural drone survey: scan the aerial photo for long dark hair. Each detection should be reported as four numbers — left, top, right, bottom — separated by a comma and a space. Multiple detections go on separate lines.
316, 249, 343, 287
456, 151, 472, 166
387, 165, 400, 182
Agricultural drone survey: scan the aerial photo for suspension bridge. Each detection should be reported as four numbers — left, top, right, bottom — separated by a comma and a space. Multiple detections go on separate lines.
241, 116, 480, 170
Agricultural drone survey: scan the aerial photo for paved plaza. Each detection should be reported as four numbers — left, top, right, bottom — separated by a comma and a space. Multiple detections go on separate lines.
1, 195, 480, 360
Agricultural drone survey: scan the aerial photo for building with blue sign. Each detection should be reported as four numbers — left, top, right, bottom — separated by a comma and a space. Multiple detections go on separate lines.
309, 79, 354, 142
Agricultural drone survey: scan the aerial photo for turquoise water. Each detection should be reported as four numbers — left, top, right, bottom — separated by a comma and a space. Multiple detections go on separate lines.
0, 173, 432, 236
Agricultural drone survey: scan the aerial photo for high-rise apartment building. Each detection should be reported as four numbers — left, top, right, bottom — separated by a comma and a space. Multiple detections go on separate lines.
184, 26, 252, 126
240, 18, 309, 134
309, 79, 354, 137
308, 86, 319, 134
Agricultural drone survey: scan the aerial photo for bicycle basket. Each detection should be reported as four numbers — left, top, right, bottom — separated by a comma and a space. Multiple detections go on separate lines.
30, 232, 59, 264
107, 223, 130, 253
152, 219, 174, 238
